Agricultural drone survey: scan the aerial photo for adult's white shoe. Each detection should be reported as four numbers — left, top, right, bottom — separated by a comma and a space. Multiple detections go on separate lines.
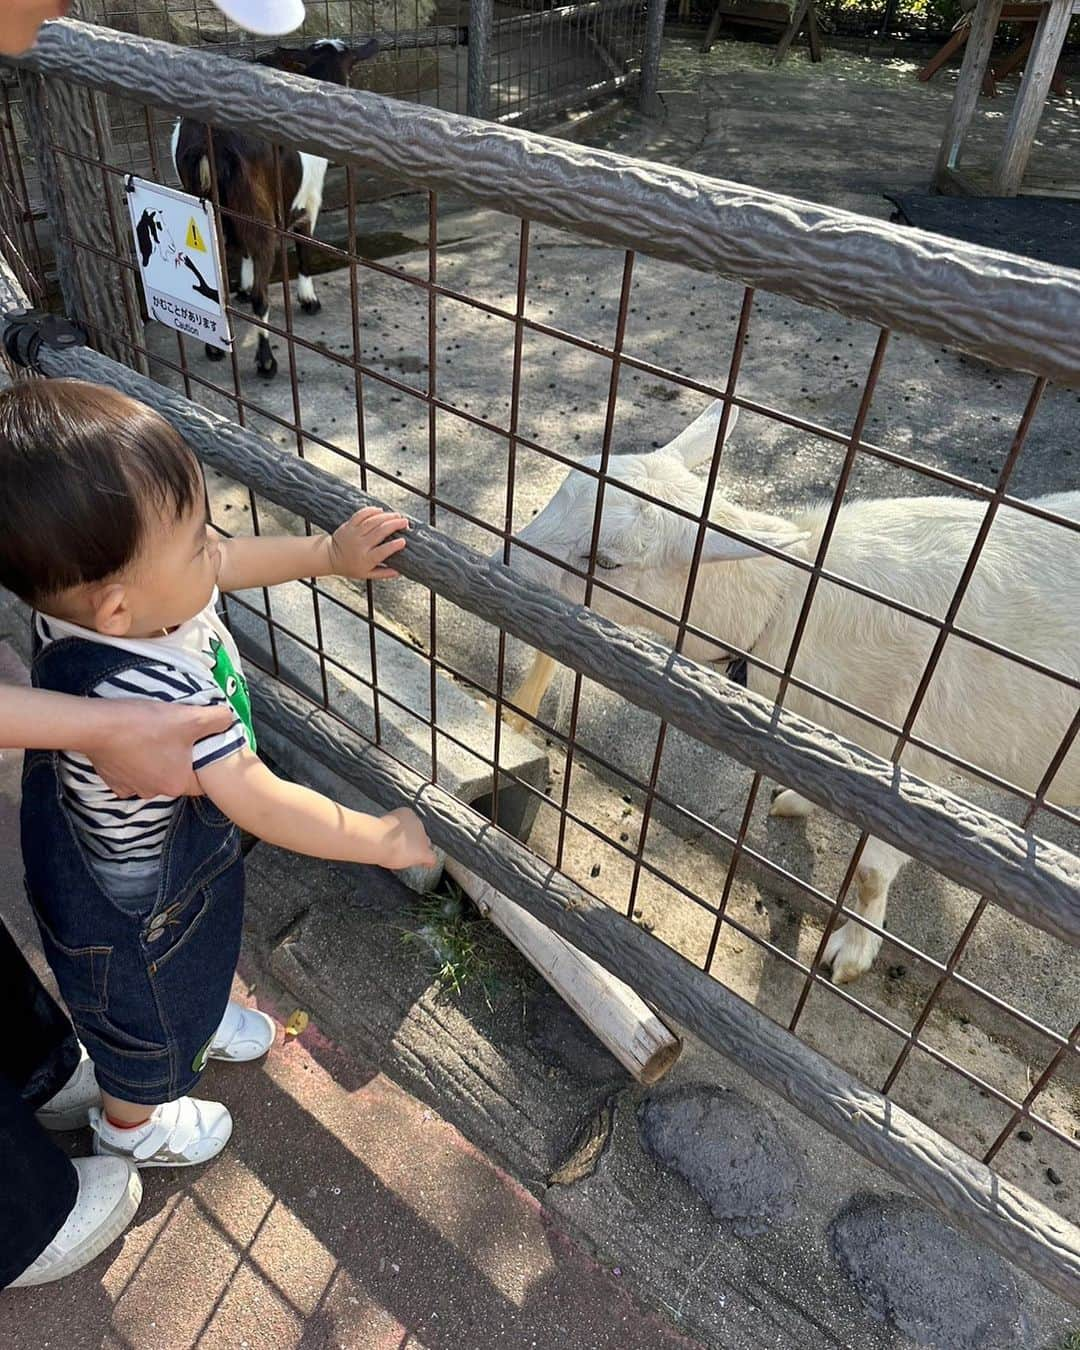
7, 1157, 141, 1288
91, 1097, 233, 1168
209, 1001, 277, 1063
35, 1044, 101, 1132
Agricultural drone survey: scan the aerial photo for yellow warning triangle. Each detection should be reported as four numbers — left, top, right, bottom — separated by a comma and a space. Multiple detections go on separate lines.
185, 217, 207, 253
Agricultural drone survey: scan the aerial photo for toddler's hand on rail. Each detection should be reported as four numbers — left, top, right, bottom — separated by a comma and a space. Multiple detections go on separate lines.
328, 507, 409, 581
377, 807, 438, 872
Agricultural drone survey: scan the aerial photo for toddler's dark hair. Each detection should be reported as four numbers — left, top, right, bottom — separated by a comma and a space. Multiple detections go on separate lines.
0, 378, 202, 607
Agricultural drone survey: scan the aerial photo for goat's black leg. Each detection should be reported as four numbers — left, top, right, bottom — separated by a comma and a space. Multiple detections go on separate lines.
250, 254, 277, 380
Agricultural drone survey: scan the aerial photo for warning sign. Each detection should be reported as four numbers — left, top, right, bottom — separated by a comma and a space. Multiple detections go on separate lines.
185, 217, 207, 253
125, 176, 232, 352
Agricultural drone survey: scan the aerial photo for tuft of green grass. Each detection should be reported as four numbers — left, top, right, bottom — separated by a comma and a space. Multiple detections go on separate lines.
401, 877, 505, 1011
1057, 1333, 1080, 1350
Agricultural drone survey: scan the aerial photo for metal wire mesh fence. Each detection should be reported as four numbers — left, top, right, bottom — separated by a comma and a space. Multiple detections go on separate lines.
488, 0, 648, 124
1, 18, 1078, 1299
69, 0, 649, 124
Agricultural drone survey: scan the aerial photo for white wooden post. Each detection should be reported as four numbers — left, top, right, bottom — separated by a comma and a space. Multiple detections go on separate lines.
934, 0, 1004, 185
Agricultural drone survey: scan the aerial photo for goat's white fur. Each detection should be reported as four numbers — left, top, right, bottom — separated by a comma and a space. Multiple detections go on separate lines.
508, 400, 1080, 982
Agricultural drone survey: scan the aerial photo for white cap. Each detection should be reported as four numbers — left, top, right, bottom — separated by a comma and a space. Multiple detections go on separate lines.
210, 0, 306, 35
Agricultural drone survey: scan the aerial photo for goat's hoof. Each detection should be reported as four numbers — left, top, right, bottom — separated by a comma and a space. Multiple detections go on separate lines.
205, 344, 226, 363
256, 356, 278, 380
235, 289, 251, 304
300, 297, 321, 316
823, 923, 878, 984
769, 788, 814, 820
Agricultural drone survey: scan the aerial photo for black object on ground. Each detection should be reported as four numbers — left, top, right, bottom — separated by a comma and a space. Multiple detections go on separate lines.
885, 194, 1080, 272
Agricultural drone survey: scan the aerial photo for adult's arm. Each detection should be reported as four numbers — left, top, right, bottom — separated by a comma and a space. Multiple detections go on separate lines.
0, 685, 233, 797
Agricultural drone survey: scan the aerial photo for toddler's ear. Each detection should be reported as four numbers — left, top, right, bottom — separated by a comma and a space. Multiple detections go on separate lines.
92, 583, 133, 637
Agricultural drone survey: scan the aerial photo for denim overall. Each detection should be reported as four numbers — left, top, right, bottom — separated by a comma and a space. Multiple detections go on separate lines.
22, 633, 245, 1104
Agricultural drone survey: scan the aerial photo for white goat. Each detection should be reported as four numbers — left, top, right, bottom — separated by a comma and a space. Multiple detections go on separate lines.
505, 400, 1080, 983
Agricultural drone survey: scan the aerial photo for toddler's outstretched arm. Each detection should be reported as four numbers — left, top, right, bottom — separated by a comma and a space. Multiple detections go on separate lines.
198, 748, 436, 871
214, 506, 409, 593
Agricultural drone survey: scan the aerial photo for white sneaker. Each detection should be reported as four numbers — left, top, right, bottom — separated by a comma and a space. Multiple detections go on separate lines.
208, 1001, 276, 1063
35, 1044, 101, 1132
90, 1097, 232, 1168
8, 1156, 142, 1288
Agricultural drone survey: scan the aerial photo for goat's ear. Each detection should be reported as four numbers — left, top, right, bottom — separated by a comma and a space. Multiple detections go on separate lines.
659, 400, 738, 470
699, 522, 810, 563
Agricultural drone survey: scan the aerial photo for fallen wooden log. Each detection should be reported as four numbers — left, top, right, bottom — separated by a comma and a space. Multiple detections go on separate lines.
445, 858, 682, 1085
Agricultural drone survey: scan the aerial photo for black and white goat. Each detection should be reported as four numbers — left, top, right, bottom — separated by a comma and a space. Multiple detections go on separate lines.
171, 38, 376, 378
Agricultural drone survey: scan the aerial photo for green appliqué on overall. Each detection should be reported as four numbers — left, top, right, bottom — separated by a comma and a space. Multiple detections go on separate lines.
208, 634, 256, 751
192, 1034, 213, 1074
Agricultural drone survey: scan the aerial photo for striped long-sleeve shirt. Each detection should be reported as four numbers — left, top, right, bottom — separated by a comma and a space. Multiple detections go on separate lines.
35, 593, 252, 866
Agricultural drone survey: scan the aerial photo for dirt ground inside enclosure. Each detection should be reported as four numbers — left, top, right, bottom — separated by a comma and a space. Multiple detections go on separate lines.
145, 39, 1079, 1233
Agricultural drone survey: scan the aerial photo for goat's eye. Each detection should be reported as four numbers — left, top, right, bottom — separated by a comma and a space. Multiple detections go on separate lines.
581, 553, 620, 571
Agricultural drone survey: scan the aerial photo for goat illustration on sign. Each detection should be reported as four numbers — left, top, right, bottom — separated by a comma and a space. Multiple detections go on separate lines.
126, 177, 232, 351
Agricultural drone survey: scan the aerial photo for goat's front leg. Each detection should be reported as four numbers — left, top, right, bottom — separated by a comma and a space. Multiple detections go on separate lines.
236, 255, 254, 304
504, 651, 557, 732
293, 216, 320, 316
250, 251, 277, 380
823, 836, 906, 983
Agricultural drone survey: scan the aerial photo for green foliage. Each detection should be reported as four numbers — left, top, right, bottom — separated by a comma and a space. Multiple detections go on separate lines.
401, 877, 507, 1010
821, 0, 964, 32
820, 0, 1080, 41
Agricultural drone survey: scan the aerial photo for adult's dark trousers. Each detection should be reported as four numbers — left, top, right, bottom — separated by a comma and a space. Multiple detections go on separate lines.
0, 916, 79, 1288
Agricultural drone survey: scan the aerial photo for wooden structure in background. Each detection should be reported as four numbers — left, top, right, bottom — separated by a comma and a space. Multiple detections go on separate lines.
919, 3, 1069, 97
701, 0, 824, 62
934, 0, 1079, 195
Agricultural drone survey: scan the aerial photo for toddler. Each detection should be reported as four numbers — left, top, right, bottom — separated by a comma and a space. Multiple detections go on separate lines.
0, 379, 435, 1167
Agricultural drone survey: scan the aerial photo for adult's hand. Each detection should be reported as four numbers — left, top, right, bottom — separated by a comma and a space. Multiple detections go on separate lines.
0, 1, 70, 57
84, 701, 234, 798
